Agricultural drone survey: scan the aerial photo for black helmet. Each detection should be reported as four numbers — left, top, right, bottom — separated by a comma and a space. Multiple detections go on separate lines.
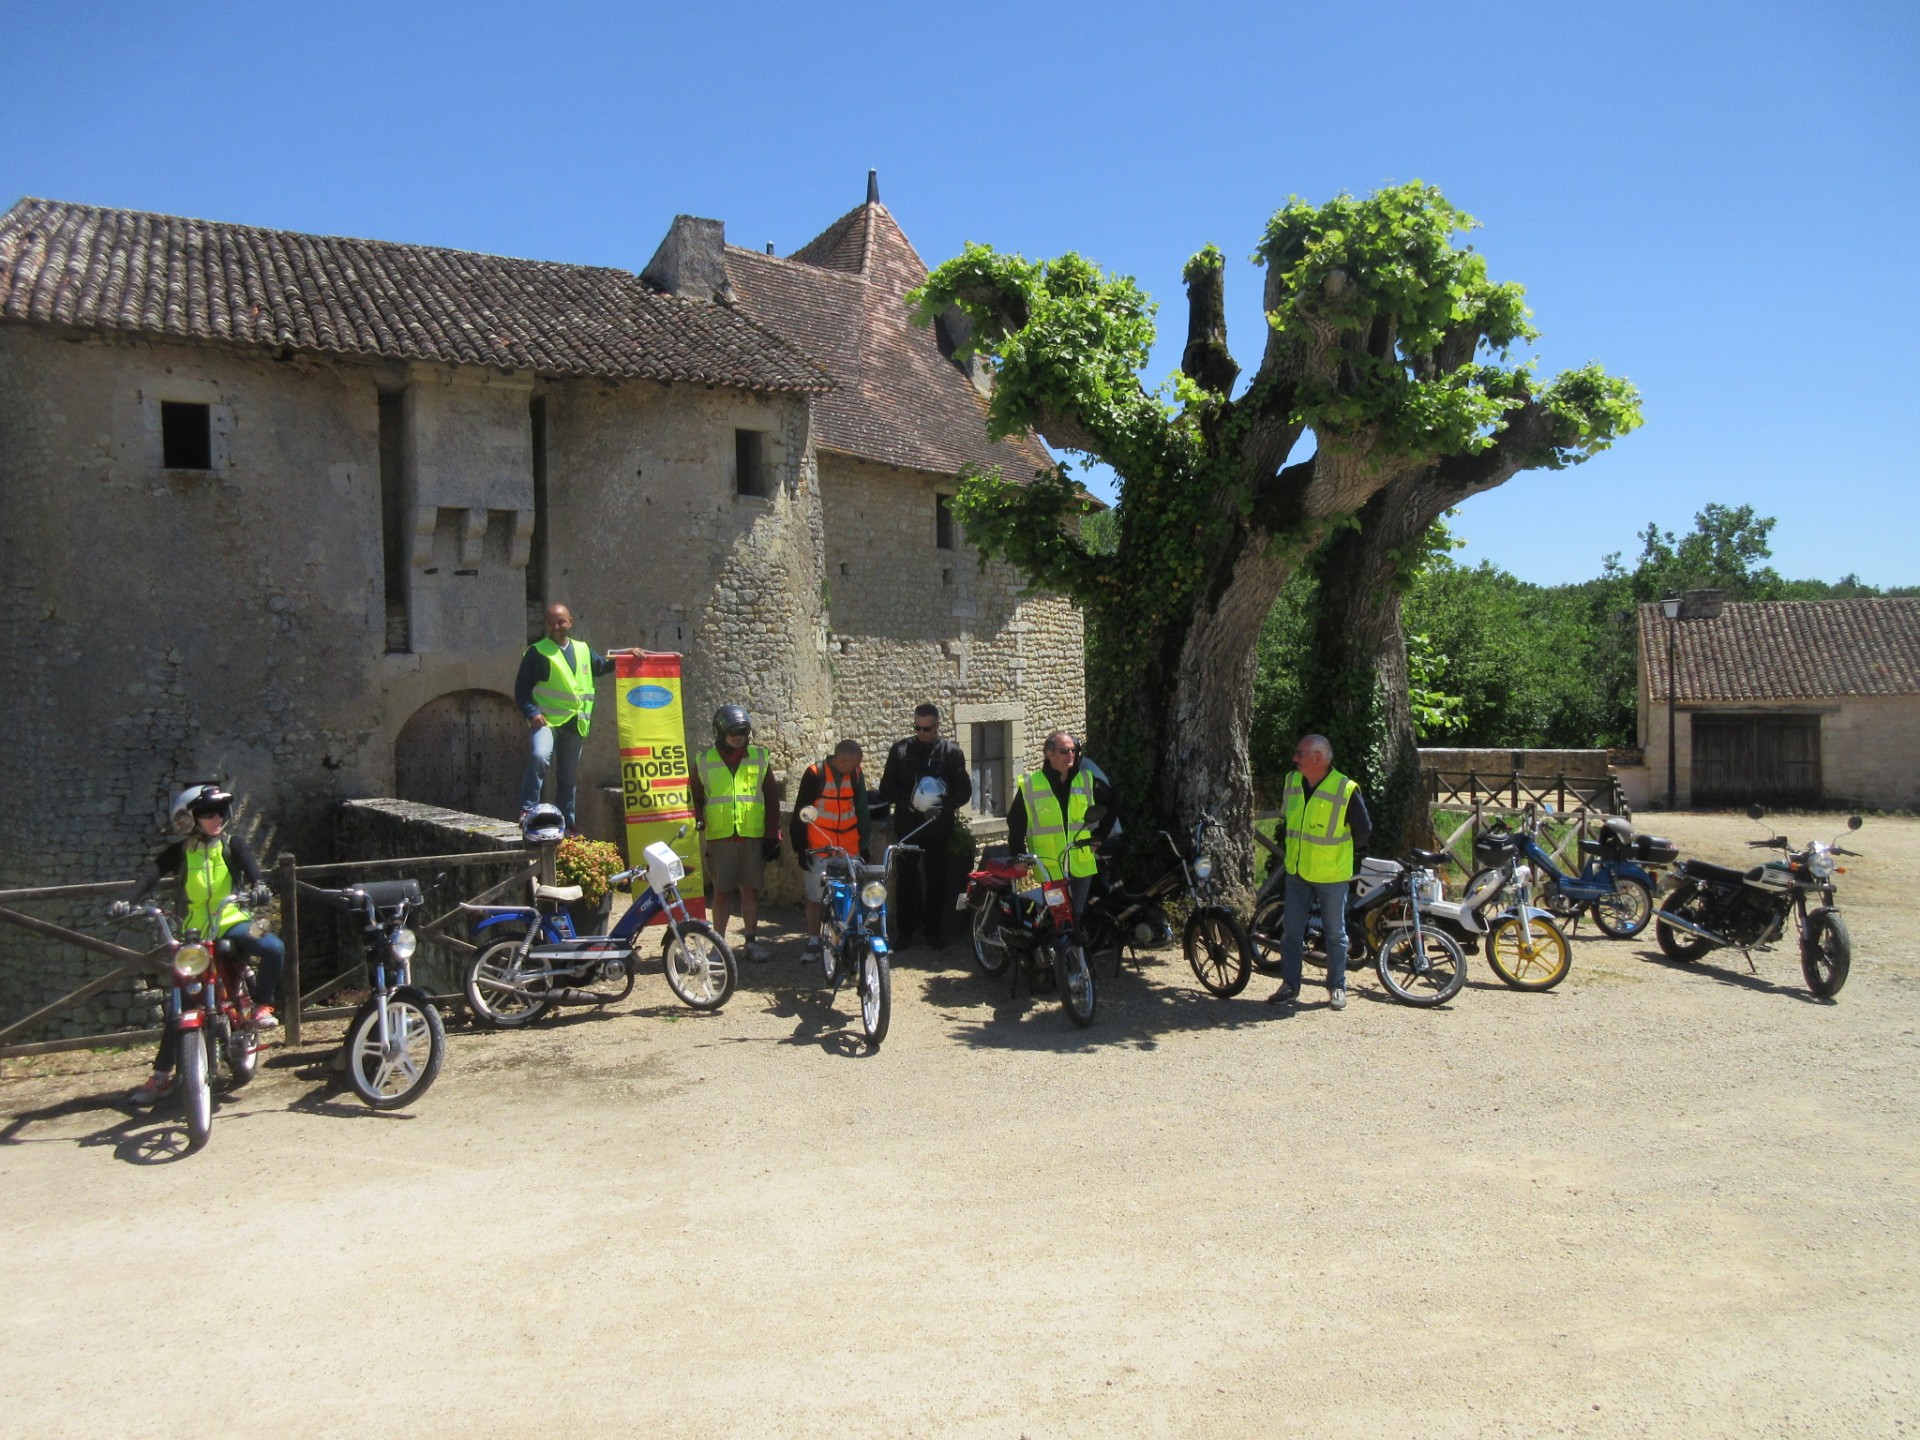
170, 782, 233, 833
713, 705, 752, 743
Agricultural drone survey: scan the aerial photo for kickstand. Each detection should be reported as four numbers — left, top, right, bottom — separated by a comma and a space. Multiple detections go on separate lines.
1741, 949, 1758, 973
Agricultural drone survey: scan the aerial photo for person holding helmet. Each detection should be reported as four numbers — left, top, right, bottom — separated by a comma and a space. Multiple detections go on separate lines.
114, 782, 286, 1106
878, 703, 971, 951
788, 739, 872, 963
1006, 731, 1117, 919
690, 705, 781, 962
514, 602, 641, 833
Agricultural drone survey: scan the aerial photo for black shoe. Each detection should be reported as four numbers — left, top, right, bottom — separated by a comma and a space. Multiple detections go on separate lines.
924, 932, 948, 952
1267, 983, 1300, 1006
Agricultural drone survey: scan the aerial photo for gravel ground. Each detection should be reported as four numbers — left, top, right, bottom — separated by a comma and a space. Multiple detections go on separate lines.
2, 810, 1916, 1438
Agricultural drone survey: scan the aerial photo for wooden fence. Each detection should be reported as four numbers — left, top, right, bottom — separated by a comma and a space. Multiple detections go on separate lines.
0, 845, 548, 1060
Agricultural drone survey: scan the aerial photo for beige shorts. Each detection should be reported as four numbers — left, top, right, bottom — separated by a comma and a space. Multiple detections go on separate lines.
705, 836, 765, 894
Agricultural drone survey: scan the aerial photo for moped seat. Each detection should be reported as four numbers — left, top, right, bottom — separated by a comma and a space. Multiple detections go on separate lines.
536, 883, 584, 902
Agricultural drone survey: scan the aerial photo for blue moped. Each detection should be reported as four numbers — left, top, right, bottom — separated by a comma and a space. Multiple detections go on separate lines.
1471, 809, 1674, 941
460, 819, 735, 1026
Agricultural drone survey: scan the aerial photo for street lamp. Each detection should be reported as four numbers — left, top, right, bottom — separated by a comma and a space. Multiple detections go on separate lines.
1661, 594, 1682, 809
1658, 589, 1724, 810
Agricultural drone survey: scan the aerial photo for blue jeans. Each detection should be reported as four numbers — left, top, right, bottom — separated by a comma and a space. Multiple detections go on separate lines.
1279, 872, 1350, 994
519, 720, 585, 828
154, 920, 285, 1071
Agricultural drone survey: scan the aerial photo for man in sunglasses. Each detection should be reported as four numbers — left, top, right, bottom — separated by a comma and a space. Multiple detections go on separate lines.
877, 704, 971, 950
1007, 732, 1117, 919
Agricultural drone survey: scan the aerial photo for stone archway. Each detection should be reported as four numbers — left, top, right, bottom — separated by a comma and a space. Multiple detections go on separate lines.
395, 690, 525, 820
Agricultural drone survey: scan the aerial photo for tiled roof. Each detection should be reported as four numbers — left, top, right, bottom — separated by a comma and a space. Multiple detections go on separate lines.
0, 197, 830, 393
724, 201, 1055, 480
1639, 599, 1920, 701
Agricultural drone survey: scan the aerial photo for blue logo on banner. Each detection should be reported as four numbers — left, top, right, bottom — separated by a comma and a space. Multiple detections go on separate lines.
629, 685, 674, 709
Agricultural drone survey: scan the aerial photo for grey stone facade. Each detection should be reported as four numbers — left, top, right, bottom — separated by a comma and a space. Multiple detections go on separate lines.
0, 188, 1085, 1037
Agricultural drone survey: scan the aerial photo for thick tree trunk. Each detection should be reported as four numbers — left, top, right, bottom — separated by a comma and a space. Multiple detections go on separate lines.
1156, 541, 1296, 896
1301, 486, 1435, 858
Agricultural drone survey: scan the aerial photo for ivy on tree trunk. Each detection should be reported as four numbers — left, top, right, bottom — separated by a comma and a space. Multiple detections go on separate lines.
910, 184, 1641, 887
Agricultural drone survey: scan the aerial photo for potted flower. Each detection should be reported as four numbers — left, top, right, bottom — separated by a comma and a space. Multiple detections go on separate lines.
555, 835, 624, 934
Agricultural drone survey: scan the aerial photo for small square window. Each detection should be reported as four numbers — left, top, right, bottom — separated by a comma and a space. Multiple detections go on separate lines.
971, 721, 1011, 817
935, 493, 957, 550
161, 401, 213, 470
735, 429, 769, 497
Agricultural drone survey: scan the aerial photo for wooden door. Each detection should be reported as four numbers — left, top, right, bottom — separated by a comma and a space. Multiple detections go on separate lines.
1691, 714, 1821, 807
395, 690, 526, 819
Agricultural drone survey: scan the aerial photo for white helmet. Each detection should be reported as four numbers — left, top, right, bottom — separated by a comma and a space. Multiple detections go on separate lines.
521, 803, 566, 843
911, 776, 948, 814
170, 781, 233, 834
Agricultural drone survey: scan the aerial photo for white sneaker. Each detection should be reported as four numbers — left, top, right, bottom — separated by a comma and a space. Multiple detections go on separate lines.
1329, 988, 1347, 1011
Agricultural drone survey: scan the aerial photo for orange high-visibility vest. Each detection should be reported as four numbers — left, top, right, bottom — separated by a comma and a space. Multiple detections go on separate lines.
805, 762, 861, 854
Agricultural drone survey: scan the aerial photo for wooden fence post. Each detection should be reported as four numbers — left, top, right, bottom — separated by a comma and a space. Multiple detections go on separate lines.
278, 853, 301, 1045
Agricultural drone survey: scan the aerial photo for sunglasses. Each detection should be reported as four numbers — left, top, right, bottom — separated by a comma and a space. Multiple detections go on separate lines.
914, 723, 937, 733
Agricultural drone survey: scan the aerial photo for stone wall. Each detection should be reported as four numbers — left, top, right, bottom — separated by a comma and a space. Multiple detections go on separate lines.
817, 452, 1084, 829
1, 327, 1085, 1020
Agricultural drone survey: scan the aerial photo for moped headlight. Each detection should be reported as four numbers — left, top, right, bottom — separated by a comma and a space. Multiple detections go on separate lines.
1806, 850, 1835, 879
860, 881, 889, 910
172, 942, 213, 980
389, 928, 418, 962
1192, 856, 1214, 881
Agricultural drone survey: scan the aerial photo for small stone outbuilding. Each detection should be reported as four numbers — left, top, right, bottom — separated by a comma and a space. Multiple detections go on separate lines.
1636, 599, 1920, 809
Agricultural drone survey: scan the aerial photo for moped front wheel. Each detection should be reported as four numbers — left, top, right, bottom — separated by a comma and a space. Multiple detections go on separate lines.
969, 892, 1012, 977
1183, 906, 1252, 998
1376, 926, 1467, 1007
858, 940, 891, 1047
179, 1028, 212, 1152
1801, 909, 1851, 999
465, 937, 551, 1028
1486, 914, 1572, 991
345, 994, 445, 1110
1590, 877, 1653, 939
662, 922, 737, 1010
1054, 942, 1096, 1028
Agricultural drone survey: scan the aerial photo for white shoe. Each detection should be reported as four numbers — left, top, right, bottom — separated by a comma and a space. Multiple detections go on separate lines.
1329, 988, 1347, 1011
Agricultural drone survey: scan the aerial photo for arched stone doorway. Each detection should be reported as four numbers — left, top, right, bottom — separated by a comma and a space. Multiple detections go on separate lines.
395, 690, 525, 820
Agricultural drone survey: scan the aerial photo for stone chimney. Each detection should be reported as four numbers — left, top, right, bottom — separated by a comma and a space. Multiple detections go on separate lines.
641, 215, 733, 302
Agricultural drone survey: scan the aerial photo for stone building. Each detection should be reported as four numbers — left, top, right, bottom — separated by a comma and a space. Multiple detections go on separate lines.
1635, 598, 1920, 809
0, 180, 1083, 1031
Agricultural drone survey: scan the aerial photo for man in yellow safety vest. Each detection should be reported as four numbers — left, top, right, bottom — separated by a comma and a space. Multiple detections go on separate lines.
1006, 730, 1116, 918
514, 603, 638, 832
1268, 733, 1372, 1012
690, 704, 782, 962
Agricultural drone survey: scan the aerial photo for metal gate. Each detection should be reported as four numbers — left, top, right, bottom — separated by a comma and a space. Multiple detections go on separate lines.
395, 690, 525, 819
1692, 714, 1821, 807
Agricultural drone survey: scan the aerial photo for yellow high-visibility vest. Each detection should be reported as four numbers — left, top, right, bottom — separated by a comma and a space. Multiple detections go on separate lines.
184, 840, 250, 937
1018, 767, 1098, 880
1282, 768, 1358, 884
530, 638, 596, 735
698, 745, 770, 840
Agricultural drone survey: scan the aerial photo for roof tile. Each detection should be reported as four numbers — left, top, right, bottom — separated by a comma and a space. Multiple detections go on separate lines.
725, 201, 1053, 480
0, 197, 830, 393
1639, 599, 1920, 700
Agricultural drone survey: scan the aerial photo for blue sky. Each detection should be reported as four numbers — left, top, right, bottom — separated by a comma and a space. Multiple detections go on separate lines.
5, 0, 1914, 585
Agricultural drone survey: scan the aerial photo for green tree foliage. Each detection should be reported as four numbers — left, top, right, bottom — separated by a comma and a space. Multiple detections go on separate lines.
1250, 504, 1919, 775
910, 184, 1639, 878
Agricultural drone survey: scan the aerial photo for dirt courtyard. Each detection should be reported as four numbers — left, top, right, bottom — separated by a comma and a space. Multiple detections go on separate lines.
3, 810, 1917, 1438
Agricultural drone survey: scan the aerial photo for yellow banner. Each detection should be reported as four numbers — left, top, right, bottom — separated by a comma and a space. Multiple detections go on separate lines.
615, 652, 704, 920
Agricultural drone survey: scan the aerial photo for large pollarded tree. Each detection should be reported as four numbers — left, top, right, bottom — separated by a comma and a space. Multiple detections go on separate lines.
912, 183, 1641, 883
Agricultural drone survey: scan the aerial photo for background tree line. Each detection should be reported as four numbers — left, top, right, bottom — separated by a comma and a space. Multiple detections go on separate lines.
1243, 501, 1918, 807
